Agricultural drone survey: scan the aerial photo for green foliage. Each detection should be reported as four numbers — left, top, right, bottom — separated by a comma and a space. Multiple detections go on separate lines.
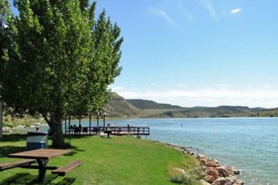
0, 0, 12, 25
0, 1, 123, 147
169, 173, 190, 184
0, 0, 13, 95
167, 156, 202, 185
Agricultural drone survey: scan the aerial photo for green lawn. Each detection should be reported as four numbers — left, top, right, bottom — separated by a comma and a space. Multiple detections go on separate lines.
0, 135, 200, 185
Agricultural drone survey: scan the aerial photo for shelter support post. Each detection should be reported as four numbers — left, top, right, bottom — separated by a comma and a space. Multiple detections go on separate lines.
103, 115, 106, 128
97, 115, 99, 128
69, 115, 71, 136
64, 118, 67, 135
79, 116, 81, 135
89, 114, 92, 135
0, 101, 2, 141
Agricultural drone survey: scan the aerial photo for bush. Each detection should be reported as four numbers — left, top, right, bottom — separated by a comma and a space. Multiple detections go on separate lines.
168, 167, 191, 184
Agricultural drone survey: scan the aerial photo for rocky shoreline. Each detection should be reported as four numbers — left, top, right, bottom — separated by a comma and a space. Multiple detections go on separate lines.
154, 141, 244, 185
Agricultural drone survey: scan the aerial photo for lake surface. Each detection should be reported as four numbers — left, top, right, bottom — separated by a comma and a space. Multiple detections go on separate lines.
45, 118, 277, 184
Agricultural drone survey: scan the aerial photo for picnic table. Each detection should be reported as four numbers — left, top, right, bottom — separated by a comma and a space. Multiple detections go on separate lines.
0, 149, 83, 182
104, 130, 112, 138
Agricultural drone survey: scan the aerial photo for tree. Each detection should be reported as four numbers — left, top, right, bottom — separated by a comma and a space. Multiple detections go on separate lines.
0, 0, 13, 140
0, 0, 123, 148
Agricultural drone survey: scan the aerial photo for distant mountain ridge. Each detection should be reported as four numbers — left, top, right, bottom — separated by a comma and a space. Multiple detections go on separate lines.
103, 93, 139, 117
105, 92, 273, 118
146, 106, 255, 118
126, 99, 183, 109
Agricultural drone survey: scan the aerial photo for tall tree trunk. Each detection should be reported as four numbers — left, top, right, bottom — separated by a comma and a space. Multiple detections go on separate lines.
49, 110, 65, 148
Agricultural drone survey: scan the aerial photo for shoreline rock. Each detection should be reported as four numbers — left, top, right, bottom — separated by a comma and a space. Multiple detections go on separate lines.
3, 127, 12, 133
153, 141, 244, 185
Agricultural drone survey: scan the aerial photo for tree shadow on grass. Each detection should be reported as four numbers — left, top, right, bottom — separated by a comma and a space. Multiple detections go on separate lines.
1, 134, 85, 157
0, 145, 85, 157
1, 134, 28, 142
0, 146, 26, 157
64, 145, 85, 157
0, 173, 76, 185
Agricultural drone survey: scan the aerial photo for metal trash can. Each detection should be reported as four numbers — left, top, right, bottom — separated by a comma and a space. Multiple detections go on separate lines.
26, 132, 48, 150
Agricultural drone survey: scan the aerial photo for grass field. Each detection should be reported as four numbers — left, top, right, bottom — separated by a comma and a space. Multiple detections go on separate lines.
0, 135, 201, 185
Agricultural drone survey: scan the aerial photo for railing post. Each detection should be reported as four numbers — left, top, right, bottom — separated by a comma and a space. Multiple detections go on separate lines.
97, 115, 99, 131
103, 115, 106, 129
89, 114, 92, 135
68, 115, 71, 135
64, 117, 67, 135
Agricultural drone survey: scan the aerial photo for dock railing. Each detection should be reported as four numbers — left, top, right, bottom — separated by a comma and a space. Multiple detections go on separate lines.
66, 126, 150, 136
99, 126, 150, 136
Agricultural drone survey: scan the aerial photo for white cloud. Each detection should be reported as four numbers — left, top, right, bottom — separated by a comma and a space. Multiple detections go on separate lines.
177, 0, 194, 22
230, 8, 242, 14
199, 0, 218, 19
150, 8, 177, 27
110, 85, 125, 91
112, 85, 278, 108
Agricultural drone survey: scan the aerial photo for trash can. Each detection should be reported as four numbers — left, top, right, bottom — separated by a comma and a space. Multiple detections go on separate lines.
26, 132, 48, 150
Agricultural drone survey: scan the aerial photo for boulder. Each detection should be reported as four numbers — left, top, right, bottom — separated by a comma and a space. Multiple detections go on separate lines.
203, 175, 216, 183
205, 167, 219, 180
233, 178, 244, 185
183, 150, 189, 154
224, 166, 241, 175
212, 177, 232, 185
212, 158, 219, 164
234, 169, 241, 175
205, 161, 220, 167
200, 179, 212, 185
226, 176, 237, 183
197, 154, 206, 159
216, 167, 230, 177
3, 127, 12, 133
172, 168, 187, 176
200, 157, 209, 165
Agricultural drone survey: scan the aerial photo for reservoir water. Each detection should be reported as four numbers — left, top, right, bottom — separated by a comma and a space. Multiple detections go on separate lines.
66, 118, 278, 184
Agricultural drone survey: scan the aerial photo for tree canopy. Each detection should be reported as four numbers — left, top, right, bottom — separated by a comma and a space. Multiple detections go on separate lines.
0, 0, 123, 147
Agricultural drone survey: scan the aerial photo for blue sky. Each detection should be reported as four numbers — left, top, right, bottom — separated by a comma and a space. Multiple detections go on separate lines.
93, 0, 278, 108
11, 0, 278, 108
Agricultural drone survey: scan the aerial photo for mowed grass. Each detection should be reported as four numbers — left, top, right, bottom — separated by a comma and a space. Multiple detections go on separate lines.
0, 135, 200, 185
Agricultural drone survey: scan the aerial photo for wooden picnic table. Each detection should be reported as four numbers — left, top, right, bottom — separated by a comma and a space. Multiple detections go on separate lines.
8, 149, 71, 182
104, 130, 112, 138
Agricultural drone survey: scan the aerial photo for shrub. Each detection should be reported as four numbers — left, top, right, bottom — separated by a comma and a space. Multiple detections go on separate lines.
168, 166, 191, 184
